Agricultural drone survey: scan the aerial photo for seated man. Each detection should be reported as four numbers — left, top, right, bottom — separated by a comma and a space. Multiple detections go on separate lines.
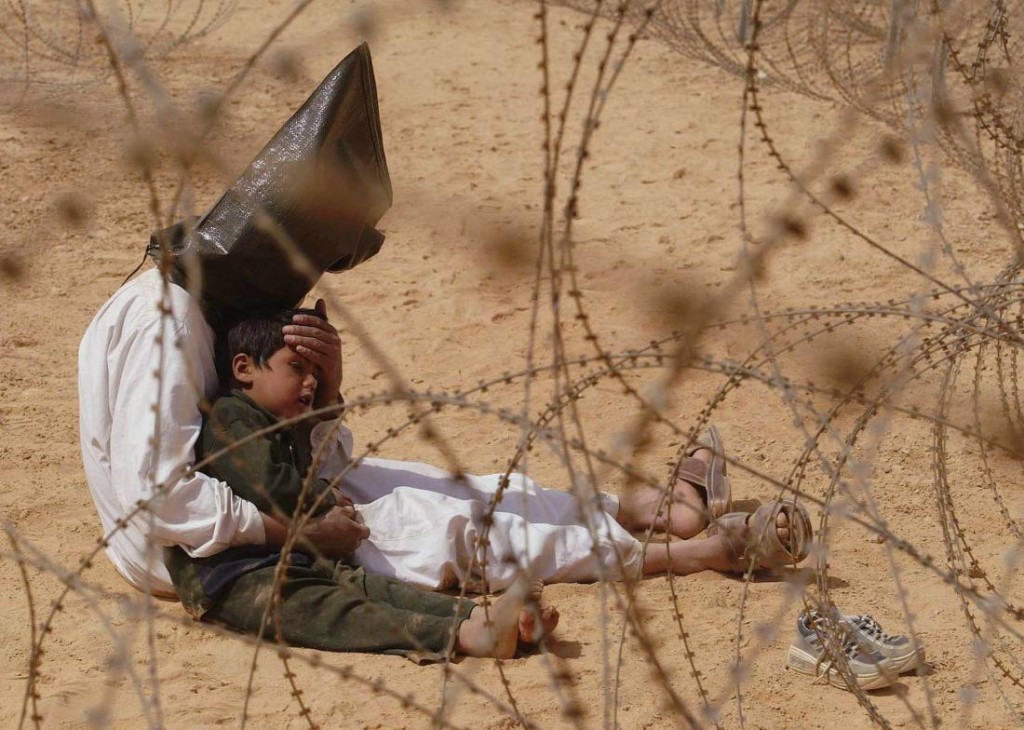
79, 262, 811, 606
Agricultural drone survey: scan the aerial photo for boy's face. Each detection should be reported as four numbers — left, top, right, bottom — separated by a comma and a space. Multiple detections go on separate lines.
235, 347, 320, 420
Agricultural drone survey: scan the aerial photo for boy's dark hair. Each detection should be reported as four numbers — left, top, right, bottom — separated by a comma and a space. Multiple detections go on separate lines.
216, 307, 324, 389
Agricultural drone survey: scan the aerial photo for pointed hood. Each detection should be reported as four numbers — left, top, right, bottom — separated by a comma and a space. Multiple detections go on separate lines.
152, 43, 392, 313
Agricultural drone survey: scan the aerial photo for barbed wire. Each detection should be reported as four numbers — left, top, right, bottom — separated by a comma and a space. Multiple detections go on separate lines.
6, 0, 1024, 727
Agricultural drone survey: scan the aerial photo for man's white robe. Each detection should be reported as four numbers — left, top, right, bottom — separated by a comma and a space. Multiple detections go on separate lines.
311, 424, 643, 590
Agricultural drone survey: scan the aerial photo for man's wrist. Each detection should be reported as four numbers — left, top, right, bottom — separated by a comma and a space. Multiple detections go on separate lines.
261, 512, 321, 555
260, 513, 288, 547
315, 392, 345, 420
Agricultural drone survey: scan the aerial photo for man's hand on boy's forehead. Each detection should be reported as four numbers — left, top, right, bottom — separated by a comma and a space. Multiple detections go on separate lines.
282, 298, 342, 408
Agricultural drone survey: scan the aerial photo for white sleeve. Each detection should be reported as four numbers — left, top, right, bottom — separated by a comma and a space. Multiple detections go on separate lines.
309, 419, 355, 481
108, 302, 265, 557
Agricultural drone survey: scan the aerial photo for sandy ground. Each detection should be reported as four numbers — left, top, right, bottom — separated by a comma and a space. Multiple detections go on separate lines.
2, 0, 1023, 727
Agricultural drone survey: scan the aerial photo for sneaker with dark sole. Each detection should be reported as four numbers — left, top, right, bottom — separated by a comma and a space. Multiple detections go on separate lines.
787, 611, 895, 691
841, 613, 924, 675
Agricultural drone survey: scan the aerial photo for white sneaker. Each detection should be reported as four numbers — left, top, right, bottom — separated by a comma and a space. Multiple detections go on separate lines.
787, 611, 895, 691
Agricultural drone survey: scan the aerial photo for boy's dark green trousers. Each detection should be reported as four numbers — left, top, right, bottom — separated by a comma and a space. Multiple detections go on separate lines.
169, 549, 476, 660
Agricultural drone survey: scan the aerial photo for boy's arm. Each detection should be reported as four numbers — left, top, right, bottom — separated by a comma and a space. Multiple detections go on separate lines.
202, 403, 337, 520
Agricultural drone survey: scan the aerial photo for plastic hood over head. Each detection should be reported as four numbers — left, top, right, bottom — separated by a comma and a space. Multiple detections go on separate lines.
151, 42, 392, 313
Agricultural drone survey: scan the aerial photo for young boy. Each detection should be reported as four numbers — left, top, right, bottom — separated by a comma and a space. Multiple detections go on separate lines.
165, 308, 558, 659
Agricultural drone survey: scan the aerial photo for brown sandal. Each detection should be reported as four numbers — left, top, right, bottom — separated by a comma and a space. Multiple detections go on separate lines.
707, 500, 813, 572
674, 426, 732, 520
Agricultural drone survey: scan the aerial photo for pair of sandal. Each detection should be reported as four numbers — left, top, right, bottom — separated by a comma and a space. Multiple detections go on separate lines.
675, 426, 813, 572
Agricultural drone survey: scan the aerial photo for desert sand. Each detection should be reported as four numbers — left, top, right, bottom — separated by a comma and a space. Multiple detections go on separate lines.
2, 0, 1023, 727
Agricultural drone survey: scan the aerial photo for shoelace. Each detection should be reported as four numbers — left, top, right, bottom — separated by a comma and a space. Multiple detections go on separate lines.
847, 614, 899, 644
839, 634, 863, 659
804, 612, 863, 660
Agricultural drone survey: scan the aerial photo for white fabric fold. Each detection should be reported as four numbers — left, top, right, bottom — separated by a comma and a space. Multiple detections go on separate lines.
311, 423, 644, 591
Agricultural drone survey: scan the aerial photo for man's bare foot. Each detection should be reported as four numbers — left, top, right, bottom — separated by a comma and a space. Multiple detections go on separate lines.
707, 507, 796, 571
457, 580, 559, 658
617, 447, 713, 539
642, 508, 793, 575
774, 508, 791, 546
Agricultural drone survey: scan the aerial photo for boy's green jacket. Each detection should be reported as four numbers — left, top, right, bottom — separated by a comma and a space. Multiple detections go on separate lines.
167, 390, 338, 618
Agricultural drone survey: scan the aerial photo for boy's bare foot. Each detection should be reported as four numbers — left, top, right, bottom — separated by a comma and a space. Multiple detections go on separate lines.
519, 604, 560, 646
457, 580, 559, 658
